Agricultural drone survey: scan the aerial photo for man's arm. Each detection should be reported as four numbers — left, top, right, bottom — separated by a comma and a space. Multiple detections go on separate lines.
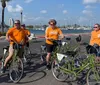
45, 27, 50, 40
58, 29, 64, 40
6, 33, 10, 41
6, 29, 12, 41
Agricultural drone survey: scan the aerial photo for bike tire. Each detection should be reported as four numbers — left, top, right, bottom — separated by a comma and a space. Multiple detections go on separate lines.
40, 46, 47, 62
51, 59, 68, 81
9, 57, 24, 83
24, 47, 32, 63
86, 64, 100, 85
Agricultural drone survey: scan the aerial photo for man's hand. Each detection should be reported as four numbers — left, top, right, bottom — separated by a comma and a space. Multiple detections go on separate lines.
98, 34, 100, 38
6, 37, 10, 42
59, 34, 64, 40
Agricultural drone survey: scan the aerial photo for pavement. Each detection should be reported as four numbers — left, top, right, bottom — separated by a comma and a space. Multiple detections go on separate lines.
0, 35, 91, 85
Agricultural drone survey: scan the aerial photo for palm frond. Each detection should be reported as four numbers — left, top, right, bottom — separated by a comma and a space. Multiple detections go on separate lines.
1, 0, 11, 2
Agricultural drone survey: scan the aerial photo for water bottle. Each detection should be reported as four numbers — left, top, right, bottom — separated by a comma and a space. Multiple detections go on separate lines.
0, 60, 4, 73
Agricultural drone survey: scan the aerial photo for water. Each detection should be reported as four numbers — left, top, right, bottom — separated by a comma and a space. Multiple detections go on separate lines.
30, 29, 92, 35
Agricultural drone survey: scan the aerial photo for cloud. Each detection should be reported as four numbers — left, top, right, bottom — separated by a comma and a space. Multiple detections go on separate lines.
7, 4, 23, 12
83, 0, 100, 4
58, 4, 64, 8
85, 5, 93, 9
63, 10, 68, 14
40, 10, 47, 14
82, 10, 93, 16
23, 16, 45, 22
25, 0, 33, 3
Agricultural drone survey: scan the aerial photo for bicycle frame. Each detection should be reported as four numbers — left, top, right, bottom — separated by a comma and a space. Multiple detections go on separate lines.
58, 53, 97, 78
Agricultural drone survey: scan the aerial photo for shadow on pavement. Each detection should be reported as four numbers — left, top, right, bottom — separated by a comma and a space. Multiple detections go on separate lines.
18, 53, 47, 84
18, 70, 46, 84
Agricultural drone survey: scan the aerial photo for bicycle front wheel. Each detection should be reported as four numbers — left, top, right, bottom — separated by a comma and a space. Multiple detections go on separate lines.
9, 57, 24, 83
52, 59, 68, 81
86, 64, 100, 85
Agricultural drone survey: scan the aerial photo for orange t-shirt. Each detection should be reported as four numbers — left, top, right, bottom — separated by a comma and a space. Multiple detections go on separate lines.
7, 27, 26, 45
45, 27, 63, 45
90, 30, 100, 46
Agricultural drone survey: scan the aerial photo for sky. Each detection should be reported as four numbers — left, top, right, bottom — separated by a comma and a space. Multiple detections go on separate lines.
0, 0, 100, 26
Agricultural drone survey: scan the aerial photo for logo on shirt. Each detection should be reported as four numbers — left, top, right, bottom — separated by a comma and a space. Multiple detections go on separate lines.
50, 31, 57, 35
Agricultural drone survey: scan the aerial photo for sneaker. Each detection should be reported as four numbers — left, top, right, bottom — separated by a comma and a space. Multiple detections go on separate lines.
46, 64, 51, 70
1, 66, 6, 73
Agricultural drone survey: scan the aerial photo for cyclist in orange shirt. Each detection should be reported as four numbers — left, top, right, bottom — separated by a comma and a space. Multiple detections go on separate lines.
1, 20, 26, 73
90, 23, 100, 62
45, 19, 64, 70
21, 24, 31, 47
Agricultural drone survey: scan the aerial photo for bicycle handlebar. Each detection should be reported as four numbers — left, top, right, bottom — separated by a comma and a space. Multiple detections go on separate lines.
49, 39, 62, 46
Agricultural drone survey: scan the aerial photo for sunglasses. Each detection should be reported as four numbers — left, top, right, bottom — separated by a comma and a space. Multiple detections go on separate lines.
15, 23, 20, 24
50, 23, 55, 25
93, 27, 98, 28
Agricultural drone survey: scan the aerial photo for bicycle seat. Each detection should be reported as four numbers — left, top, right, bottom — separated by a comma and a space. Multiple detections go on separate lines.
3, 46, 9, 50
66, 37, 71, 41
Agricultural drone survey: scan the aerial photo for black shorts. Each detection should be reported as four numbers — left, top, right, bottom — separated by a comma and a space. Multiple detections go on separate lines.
26, 42, 29, 47
46, 43, 54, 53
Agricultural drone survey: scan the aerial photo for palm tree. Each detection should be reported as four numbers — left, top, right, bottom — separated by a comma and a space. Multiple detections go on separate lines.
1, 0, 11, 32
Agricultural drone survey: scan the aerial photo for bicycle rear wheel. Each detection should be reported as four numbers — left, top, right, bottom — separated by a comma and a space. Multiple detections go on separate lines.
9, 57, 23, 83
52, 59, 68, 81
24, 47, 32, 63
86, 64, 100, 85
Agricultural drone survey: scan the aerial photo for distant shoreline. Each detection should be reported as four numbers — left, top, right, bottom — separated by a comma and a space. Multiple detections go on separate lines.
35, 32, 91, 38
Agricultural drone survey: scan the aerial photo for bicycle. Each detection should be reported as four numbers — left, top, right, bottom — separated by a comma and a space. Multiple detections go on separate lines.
0, 41, 24, 83
51, 35, 84, 81
40, 35, 83, 65
52, 42, 100, 85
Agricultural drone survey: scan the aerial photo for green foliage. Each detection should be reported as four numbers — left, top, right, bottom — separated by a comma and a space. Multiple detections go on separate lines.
26, 25, 33, 28
0, 32, 6, 36
1, 0, 11, 2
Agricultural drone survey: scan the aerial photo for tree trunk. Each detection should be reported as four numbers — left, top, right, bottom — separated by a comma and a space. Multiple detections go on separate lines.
1, 7, 5, 33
